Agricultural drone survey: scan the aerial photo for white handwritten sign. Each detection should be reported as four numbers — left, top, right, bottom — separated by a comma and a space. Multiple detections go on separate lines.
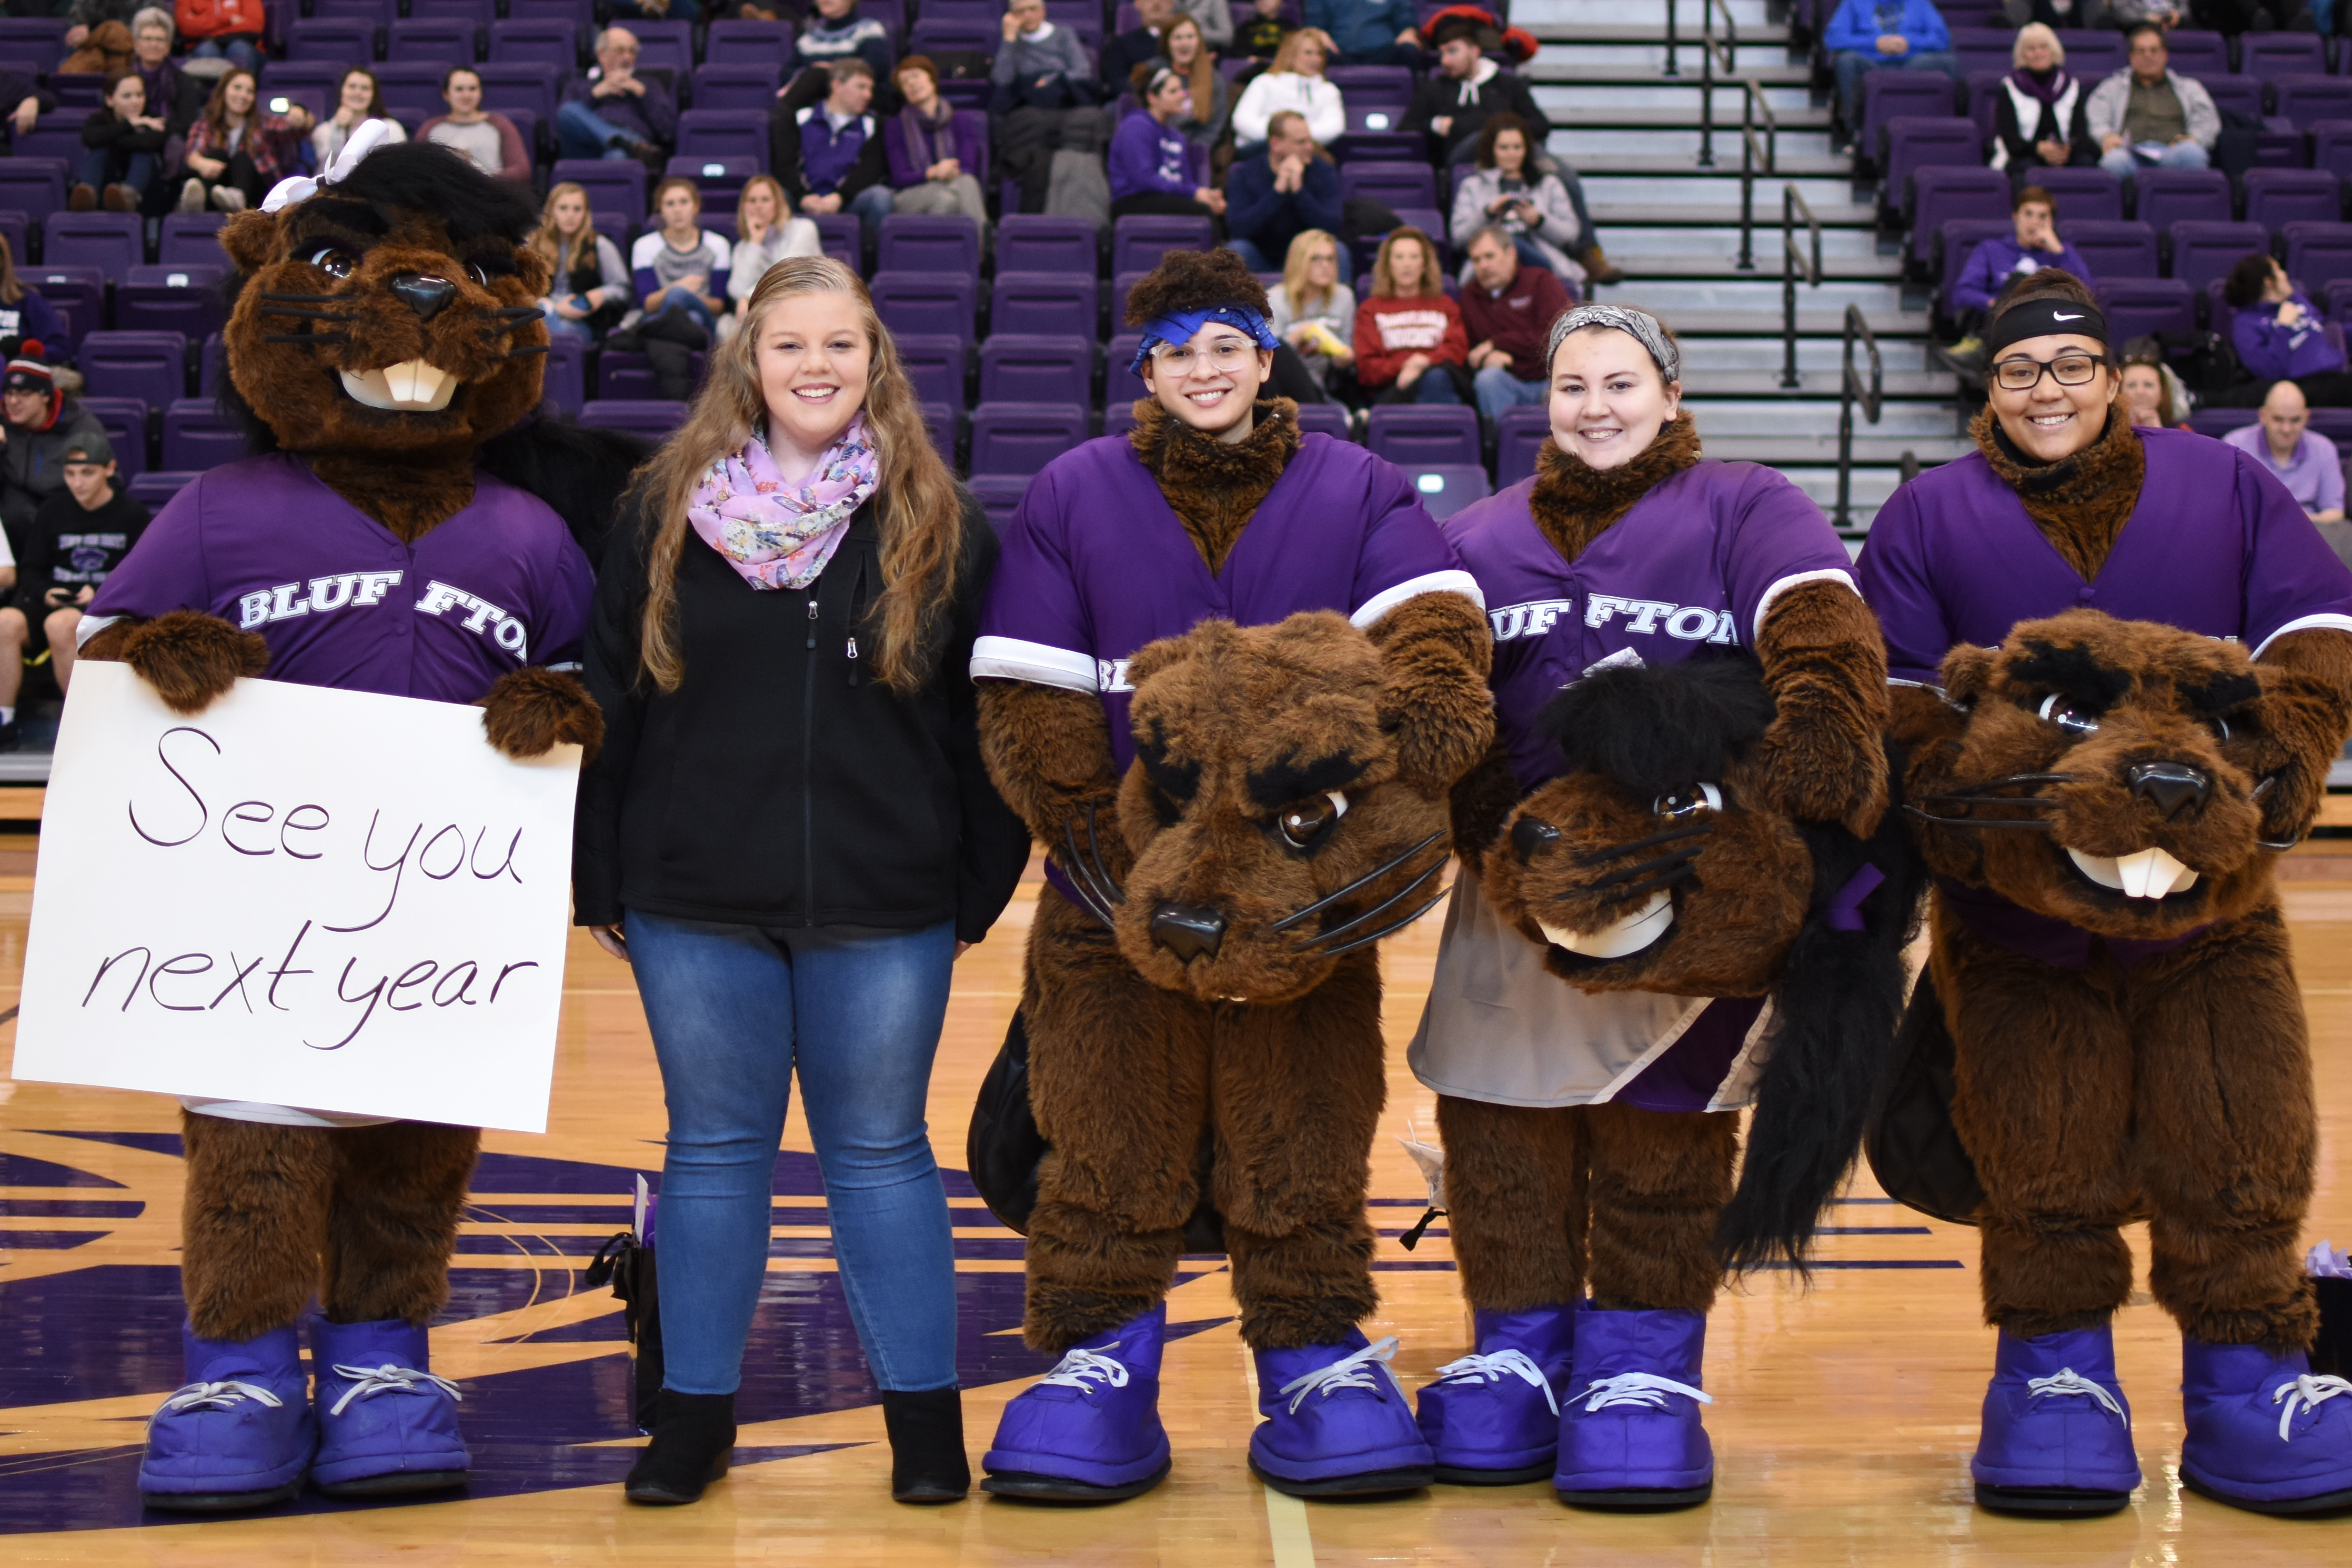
11, 662, 581, 1132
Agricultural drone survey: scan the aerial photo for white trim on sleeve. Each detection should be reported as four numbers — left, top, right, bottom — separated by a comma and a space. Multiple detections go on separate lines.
1752, 568, 1860, 644
1349, 570, 1487, 629
2252, 612, 2352, 660
75, 614, 123, 650
970, 636, 1099, 693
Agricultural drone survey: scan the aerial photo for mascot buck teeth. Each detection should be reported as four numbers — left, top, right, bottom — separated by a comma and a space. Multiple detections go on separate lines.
75, 135, 646, 1511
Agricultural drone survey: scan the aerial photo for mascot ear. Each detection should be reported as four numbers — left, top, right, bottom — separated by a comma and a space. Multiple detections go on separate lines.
220, 210, 282, 275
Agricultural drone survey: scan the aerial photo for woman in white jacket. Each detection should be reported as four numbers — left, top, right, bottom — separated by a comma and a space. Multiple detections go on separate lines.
1448, 114, 1584, 286
1231, 29, 1345, 151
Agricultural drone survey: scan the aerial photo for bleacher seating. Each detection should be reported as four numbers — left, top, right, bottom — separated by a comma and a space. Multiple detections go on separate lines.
28, 266, 101, 349
82, 333, 189, 413
1861, 73, 1961, 166
2245, 168, 2343, 230
2065, 220, 2159, 281
2162, 31, 2230, 82
978, 336, 1093, 407
162, 400, 246, 473
43, 212, 138, 276
992, 272, 1099, 338
2283, 222, 2352, 298
1911, 167, 2009, 265
118, 266, 228, 339
878, 214, 983, 277
2240, 33, 2326, 83
871, 272, 979, 341
2135, 167, 2233, 234
128, 471, 198, 508
2028, 167, 2123, 225
2168, 221, 2269, 291
82, 397, 147, 480
1365, 406, 1481, 468
2094, 277, 2197, 343
1495, 406, 1549, 487
581, 400, 689, 437
969, 403, 1088, 476
1882, 119, 1982, 222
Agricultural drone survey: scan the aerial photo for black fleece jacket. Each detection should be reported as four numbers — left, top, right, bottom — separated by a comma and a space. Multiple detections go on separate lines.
572, 486, 1031, 943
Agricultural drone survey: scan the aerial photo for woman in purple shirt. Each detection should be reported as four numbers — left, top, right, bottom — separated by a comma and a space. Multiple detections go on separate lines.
2219, 253, 2352, 408
1106, 66, 1227, 222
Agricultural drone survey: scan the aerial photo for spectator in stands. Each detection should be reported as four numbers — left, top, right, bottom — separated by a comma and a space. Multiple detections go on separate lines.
1161, 16, 1233, 149
779, 58, 897, 233
1459, 223, 1573, 423
0, 431, 145, 714
0, 66, 48, 153
2089, 23, 2218, 185
1993, 24, 2094, 180
886, 56, 988, 224
0, 239, 65, 362
2119, 349, 2188, 428
2000, 0, 2117, 24
1353, 227, 1469, 405
1103, 0, 1177, 92
2222, 253, 2352, 406
73, 69, 166, 215
1405, 13, 1552, 167
1227, 109, 1344, 273
559, 28, 678, 164
1232, 28, 1345, 152
1451, 114, 1585, 286
1823, 0, 1963, 146
62, 0, 139, 58
1109, 65, 1228, 219
421, 67, 530, 184
625, 177, 731, 400
1268, 227, 1356, 393
127, 11, 199, 135
1305, 0, 1423, 68
311, 68, 409, 171
790, 0, 897, 89
0, 357, 107, 579
1942, 186, 2090, 368
722, 174, 822, 343
2223, 381, 2344, 520
177, 68, 311, 215
533, 183, 631, 344
1238, 0, 1294, 60
178, 0, 264, 75
1174, 0, 1235, 50
991, 0, 1101, 116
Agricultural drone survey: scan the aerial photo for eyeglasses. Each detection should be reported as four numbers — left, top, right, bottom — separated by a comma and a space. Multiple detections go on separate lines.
1991, 352, 2111, 392
1153, 339, 1261, 371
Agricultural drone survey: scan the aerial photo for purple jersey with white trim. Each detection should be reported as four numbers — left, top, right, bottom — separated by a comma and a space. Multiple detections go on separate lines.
1857, 427, 2352, 686
972, 430, 1480, 771
1446, 461, 1858, 792
89, 454, 595, 704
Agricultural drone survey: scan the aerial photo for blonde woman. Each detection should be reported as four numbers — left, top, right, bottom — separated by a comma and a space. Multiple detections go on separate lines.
574, 257, 1030, 1509
1993, 23, 2090, 177
717, 174, 821, 344
1267, 227, 1355, 391
1230, 28, 1344, 149
531, 183, 629, 343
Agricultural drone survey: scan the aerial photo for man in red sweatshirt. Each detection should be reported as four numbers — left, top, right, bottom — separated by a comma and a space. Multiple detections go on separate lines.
1457, 225, 1572, 423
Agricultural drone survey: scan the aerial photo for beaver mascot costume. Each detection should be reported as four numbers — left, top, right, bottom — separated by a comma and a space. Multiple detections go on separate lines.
1858, 270, 2352, 1516
76, 132, 645, 1511
968, 248, 1495, 1501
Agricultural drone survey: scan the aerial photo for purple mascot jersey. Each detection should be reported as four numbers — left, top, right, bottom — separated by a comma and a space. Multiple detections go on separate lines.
1858, 427, 2352, 682
86, 453, 596, 702
971, 430, 1481, 771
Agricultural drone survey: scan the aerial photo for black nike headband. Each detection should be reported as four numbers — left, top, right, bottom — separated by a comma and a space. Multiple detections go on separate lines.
1984, 295, 2109, 357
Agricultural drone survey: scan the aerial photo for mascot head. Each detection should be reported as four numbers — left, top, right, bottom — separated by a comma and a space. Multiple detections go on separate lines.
216, 139, 551, 462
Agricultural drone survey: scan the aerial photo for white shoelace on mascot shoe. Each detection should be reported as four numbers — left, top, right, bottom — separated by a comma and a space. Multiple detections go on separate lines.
1032, 1344, 1131, 1395
326, 1362, 462, 1417
2273, 1373, 2352, 1441
150, 1379, 284, 1428
1432, 1349, 1560, 1416
2024, 1368, 2125, 1418
1578, 1371, 1714, 1413
1275, 1336, 1405, 1414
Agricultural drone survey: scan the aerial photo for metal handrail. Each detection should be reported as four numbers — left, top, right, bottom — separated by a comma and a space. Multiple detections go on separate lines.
1782, 184, 1821, 388
1717, 62, 1779, 262
1835, 303, 1883, 529
1665, 0, 1681, 78
1704, 0, 1737, 75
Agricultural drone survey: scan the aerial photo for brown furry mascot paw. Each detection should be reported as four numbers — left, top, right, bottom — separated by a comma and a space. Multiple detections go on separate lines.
1365, 591, 1495, 799
1748, 580, 1891, 837
96, 610, 272, 713
479, 667, 604, 761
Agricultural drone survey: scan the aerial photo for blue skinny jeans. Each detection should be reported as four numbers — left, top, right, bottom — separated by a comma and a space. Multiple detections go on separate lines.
624, 911, 961, 1395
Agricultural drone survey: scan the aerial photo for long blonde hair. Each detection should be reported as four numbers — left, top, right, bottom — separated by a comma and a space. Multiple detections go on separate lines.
1282, 228, 1341, 317
531, 182, 599, 279
1271, 27, 1332, 77
630, 257, 963, 695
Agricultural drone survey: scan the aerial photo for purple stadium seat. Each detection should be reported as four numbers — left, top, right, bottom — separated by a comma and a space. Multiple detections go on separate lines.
1911, 167, 2010, 263
997, 215, 1098, 277
80, 331, 188, 410
480, 61, 559, 129
553, 159, 645, 221
1105, 333, 1145, 405
1102, 399, 1140, 438
597, 350, 706, 400
1945, 28, 2018, 77
966, 472, 1028, 531
255, 61, 344, 122
488, 19, 576, 71
128, 470, 197, 508
2162, 31, 2230, 82
0, 212, 25, 274
372, 62, 448, 125
313, 0, 393, 26
162, 399, 245, 472
2094, 277, 2197, 343
877, 213, 982, 276
871, 271, 979, 340
82, 396, 147, 479
1339, 160, 1438, 213
895, 334, 968, 408
666, 155, 757, 203
2271, 75, 2352, 132
1965, 69, 2006, 145
979, 335, 1093, 406
199, 331, 225, 396
116, 265, 227, 338
1883, 119, 1983, 220
580, 399, 689, 437
2189, 407, 2258, 438
1403, 464, 1491, 521
703, 21, 791, 69
42, 211, 139, 276
920, 398, 960, 462
0, 18, 66, 76
28, 266, 101, 346
2283, 222, 2352, 298
2168, 220, 2270, 290
505, 0, 591, 28
1293, 401, 1350, 441
627, 20, 693, 81
2314, 120, 2352, 182
2245, 168, 2343, 229
1325, 65, 1411, 113
15, 114, 83, 164
1111, 269, 1149, 327
2198, 74, 2266, 128
1861, 72, 1961, 163
411, 0, 494, 24
675, 110, 770, 167
287, 19, 376, 64
2308, 407, 2352, 444
909, 18, 1001, 56
815, 213, 861, 272
0, 160, 67, 226
2025, 166, 2123, 224
1112, 214, 1212, 276
692, 64, 782, 114
2135, 166, 2233, 230
991, 270, 1098, 338
968, 403, 1089, 476
1938, 218, 2015, 315
1365, 405, 1480, 467
2064, 220, 2159, 280
2242, 33, 2327, 82
541, 331, 585, 414
1495, 404, 1548, 486
386, 19, 473, 64
2053, 31, 2127, 80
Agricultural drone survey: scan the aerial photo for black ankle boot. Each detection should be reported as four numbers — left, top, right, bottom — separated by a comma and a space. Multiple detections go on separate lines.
880, 1387, 970, 1503
625, 1391, 735, 1505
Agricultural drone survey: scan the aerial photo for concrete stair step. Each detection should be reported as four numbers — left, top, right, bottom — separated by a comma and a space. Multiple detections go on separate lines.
1599, 225, 1886, 259
1605, 252, 1899, 279
1583, 172, 1861, 206
1678, 336, 1933, 372
1590, 198, 1877, 227
1526, 23, 1792, 45
1594, 276, 1906, 310
1680, 369, 1956, 396
1569, 148, 1852, 176
1515, 0, 1777, 24
1706, 434, 1969, 463
1525, 59, 1813, 86
1679, 398, 1961, 438
1533, 84, 1815, 114
1609, 304, 1931, 334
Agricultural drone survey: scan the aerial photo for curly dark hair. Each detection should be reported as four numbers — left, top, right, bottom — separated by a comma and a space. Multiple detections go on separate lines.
1124, 246, 1272, 327
2222, 252, 2283, 310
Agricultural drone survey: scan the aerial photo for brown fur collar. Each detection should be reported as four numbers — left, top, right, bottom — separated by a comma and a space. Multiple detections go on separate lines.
1129, 397, 1302, 574
1969, 403, 2145, 581
1529, 416, 1703, 566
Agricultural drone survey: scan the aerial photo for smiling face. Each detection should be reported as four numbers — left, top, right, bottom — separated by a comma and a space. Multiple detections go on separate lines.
61, 454, 114, 509
339, 71, 375, 116
134, 23, 169, 66
1987, 329, 2115, 462
2018, 34, 2056, 72
1165, 17, 1201, 65
1141, 323, 1271, 436
1491, 127, 1526, 175
1148, 72, 1191, 120
1550, 327, 1681, 470
108, 75, 145, 119
223, 72, 255, 117
2120, 362, 2164, 423
444, 70, 481, 115
2, 387, 48, 428
755, 288, 872, 461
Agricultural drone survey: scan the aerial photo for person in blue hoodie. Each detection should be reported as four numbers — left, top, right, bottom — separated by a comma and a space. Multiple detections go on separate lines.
1108, 66, 1228, 220
1304, 0, 1424, 68
1224, 109, 1346, 275
1940, 185, 2092, 367
1824, 0, 1963, 144
2220, 253, 2352, 407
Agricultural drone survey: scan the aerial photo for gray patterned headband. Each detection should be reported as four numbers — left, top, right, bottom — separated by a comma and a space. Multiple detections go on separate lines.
1545, 304, 1680, 385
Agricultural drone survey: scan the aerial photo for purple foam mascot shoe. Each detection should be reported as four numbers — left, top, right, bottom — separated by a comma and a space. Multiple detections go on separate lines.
1969, 1326, 2140, 1515
982, 1304, 1173, 1502
1416, 1304, 1575, 1484
1248, 1329, 1438, 1499
2178, 1336, 2352, 1514
1553, 1306, 1715, 1510
139, 1322, 317, 1511
308, 1317, 470, 1497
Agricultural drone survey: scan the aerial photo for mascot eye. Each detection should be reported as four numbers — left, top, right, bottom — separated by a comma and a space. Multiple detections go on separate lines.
2208, 715, 2233, 742
308, 246, 358, 279
2037, 694, 2101, 735
1654, 784, 1723, 819
464, 261, 491, 286
1275, 790, 1349, 851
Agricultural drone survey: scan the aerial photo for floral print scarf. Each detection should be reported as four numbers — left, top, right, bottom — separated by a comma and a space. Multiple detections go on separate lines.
687, 416, 879, 590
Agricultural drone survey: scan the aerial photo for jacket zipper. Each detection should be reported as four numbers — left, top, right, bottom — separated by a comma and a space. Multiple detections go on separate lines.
802, 591, 818, 926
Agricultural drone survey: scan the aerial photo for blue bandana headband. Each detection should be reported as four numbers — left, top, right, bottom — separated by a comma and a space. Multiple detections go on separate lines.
1129, 304, 1283, 373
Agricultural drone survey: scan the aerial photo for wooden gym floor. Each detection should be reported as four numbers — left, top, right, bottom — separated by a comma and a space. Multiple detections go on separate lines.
5, 848, 2352, 1564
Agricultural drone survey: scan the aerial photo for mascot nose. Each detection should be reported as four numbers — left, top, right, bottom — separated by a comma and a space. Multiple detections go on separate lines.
390, 274, 457, 320
2128, 761, 2210, 818
1150, 901, 1226, 962
1511, 817, 1561, 862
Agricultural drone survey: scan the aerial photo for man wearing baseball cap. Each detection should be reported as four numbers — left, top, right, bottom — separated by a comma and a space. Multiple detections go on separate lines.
0, 357, 107, 568
0, 429, 146, 745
